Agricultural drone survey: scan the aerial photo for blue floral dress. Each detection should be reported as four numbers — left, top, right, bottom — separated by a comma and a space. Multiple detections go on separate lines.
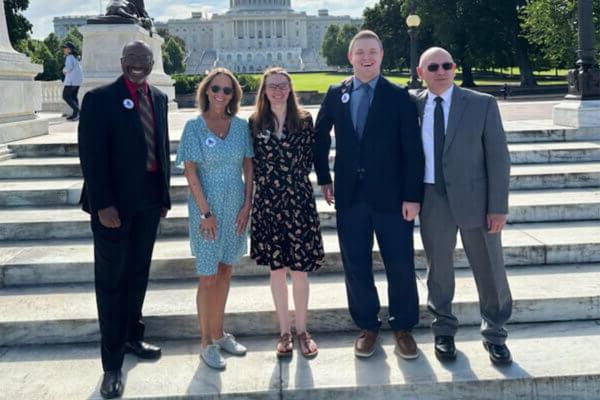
176, 115, 254, 276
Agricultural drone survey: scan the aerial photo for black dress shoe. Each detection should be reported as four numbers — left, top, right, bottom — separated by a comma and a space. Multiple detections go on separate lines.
483, 341, 512, 365
100, 370, 123, 399
434, 335, 457, 361
125, 340, 162, 360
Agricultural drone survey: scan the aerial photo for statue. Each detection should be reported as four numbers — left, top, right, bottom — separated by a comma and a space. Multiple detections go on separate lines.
88, 0, 154, 33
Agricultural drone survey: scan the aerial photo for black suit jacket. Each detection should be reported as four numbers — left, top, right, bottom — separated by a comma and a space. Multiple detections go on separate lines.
78, 75, 171, 217
314, 76, 424, 212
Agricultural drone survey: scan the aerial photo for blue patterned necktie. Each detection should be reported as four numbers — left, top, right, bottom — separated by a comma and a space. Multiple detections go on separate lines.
355, 83, 371, 139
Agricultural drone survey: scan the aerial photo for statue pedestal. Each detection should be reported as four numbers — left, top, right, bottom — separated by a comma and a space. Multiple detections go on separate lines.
553, 100, 600, 128
0, 3, 47, 144
0, 52, 48, 143
79, 24, 176, 107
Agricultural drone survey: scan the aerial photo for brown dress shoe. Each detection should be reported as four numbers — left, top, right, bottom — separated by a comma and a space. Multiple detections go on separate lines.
354, 330, 378, 358
393, 330, 419, 360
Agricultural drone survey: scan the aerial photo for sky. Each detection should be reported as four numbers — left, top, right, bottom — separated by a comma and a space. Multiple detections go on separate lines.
23, 0, 375, 39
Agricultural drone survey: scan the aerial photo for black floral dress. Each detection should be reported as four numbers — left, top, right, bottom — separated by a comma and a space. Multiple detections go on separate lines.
250, 115, 325, 271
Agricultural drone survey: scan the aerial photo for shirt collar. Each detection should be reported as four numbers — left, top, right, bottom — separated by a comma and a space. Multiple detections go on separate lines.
352, 75, 379, 92
426, 84, 454, 105
123, 75, 149, 95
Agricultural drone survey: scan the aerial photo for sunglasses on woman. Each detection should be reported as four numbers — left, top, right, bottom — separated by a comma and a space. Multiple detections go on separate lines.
210, 85, 233, 95
426, 62, 454, 72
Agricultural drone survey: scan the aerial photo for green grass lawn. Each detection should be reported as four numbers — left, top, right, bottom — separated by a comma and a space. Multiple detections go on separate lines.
256, 72, 566, 93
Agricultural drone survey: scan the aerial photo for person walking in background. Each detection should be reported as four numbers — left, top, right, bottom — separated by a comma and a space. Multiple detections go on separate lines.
314, 30, 424, 360
176, 68, 254, 370
249, 67, 324, 358
78, 40, 171, 399
62, 41, 83, 121
415, 47, 513, 365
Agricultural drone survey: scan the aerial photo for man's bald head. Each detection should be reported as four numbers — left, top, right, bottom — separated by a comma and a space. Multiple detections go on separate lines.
417, 46, 457, 96
419, 47, 454, 68
122, 40, 153, 57
121, 40, 154, 85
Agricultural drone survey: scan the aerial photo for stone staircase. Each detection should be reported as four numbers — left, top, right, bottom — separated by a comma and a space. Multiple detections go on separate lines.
1, 107, 600, 399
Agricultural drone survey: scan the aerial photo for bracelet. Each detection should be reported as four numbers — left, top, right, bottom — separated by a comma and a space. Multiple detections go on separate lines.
200, 211, 212, 219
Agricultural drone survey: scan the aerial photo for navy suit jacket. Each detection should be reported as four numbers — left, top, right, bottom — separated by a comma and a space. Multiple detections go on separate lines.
78, 75, 171, 217
313, 76, 424, 212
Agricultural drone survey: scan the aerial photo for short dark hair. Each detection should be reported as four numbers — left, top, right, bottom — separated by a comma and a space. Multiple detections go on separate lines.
63, 41, 77, 54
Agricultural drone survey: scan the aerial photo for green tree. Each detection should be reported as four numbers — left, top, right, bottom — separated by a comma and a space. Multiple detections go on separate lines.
157, 27, 186, 50
520, 0, 600, 69
15, 32, 68, 81
414, 0, 507, 86
321, 25, 343, 67
34, 42, 61, 80
4, 0, 32, 46
163, 37, 186, 74
320, 24, 358, 68
363, 0, 414, 70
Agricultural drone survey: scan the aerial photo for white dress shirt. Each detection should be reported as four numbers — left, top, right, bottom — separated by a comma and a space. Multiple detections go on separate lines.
421, 85, 453, 184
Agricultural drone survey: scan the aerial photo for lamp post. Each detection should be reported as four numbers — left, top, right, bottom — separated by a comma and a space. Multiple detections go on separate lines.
553, 0, 600, 127
406, 14, 422, 89
565, 0, 600, 100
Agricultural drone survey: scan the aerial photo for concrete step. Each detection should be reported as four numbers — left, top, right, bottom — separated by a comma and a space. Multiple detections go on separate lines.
1, 220, 599, 286
1, 321, 599, 399
0, 189, 599, 240
3, 171, 600, 210
503, 119, 600, 142
1, 264, 600, 346
508, 141, 600, 163
0, 144, 14, 161
8, 137, 600, 164
0, 157, 599, 195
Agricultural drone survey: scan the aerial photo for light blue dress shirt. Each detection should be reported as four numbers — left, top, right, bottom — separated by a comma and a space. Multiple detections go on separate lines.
350, 75, 379, 131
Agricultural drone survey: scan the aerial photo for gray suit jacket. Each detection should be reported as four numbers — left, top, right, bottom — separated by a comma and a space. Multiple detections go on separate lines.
415, 85, 510, 229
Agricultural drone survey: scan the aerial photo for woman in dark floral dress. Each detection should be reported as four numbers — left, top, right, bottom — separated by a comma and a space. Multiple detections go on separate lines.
249, 67, 325, 358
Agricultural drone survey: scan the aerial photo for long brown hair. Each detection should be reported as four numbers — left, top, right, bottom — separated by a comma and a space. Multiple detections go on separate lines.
196, 68, 243, 116
250, 67, 307, 135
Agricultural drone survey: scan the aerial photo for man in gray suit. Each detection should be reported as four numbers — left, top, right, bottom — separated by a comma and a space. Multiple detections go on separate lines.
415, 47, 513, 364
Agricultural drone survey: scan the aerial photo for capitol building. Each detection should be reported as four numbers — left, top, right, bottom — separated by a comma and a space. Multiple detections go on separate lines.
54, 1, 362, 74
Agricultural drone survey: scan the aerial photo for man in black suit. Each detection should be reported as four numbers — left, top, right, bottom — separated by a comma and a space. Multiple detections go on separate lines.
78, 40, 171, 399
314, 30, 424, 359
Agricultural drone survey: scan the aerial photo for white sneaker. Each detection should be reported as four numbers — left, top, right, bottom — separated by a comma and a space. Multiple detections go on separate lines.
200, 344, 226, 370
216, 332, 247, 356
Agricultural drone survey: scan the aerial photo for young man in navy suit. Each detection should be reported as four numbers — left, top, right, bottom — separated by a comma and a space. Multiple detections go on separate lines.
314, 30, 424, 359
78, 40, 171, 399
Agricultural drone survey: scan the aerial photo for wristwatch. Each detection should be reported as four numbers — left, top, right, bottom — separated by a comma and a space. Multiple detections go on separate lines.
200, 211, 213, 219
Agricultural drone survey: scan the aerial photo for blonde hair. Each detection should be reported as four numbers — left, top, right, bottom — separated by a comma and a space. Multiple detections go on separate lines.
196, 68, 243, 116
348, 30, 383, 53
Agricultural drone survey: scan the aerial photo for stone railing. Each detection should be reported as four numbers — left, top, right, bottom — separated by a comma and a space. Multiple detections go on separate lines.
40, 80, 69, 113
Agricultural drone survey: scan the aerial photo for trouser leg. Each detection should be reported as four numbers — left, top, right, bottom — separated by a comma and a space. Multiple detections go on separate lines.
336, 199, 380, 331
62, 86, 79, 116
373, 211, 419, 330
125, 207, 161, 342
460, 227, 512, 345
420, 185, 460, 337
92, 216, 131, 372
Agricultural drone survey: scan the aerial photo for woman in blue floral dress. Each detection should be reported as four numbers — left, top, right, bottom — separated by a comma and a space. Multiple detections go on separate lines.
176, 68, 254, 370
